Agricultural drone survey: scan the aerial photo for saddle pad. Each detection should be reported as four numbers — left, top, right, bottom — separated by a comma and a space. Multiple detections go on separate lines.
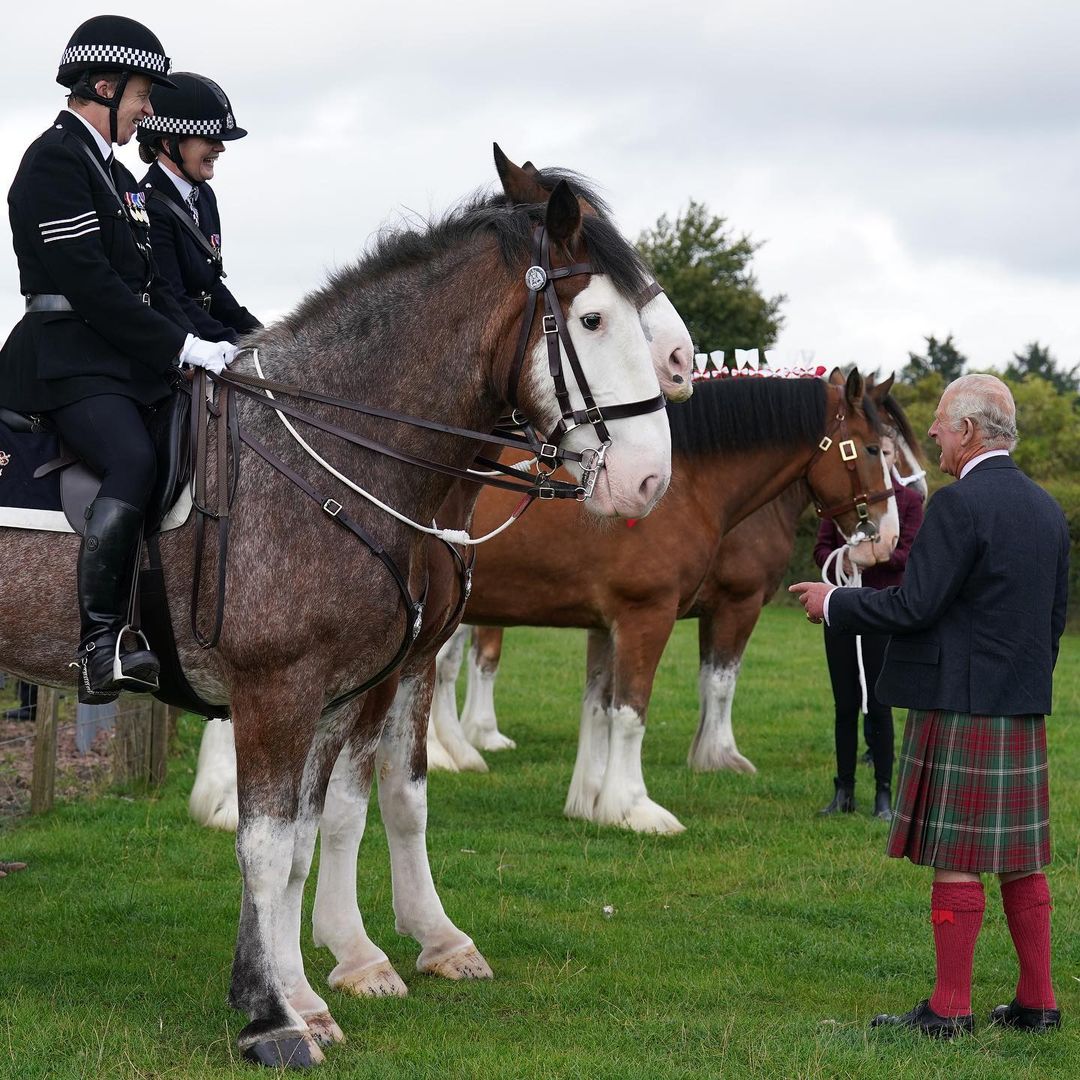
0, 417, 192, 533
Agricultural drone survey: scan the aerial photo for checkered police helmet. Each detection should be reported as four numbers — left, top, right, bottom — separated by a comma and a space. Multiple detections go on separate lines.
136, 72, 248, 144
57, 15, 175, 89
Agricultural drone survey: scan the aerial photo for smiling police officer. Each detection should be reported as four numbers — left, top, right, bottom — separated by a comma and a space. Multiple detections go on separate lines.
0, 16, 237, 704
137, 73, 261, 343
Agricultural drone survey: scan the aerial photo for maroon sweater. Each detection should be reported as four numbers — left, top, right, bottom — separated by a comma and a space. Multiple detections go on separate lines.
813, 481, 924, 589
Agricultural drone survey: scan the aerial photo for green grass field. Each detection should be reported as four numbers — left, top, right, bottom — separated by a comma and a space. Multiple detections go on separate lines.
1, 607, 1076, 1079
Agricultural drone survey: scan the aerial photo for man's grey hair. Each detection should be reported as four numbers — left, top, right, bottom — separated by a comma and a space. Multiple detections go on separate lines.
942, 373, 1018, 450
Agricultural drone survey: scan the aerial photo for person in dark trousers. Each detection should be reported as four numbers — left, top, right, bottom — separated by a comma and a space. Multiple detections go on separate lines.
0, 17, 237, 704
136, 73, 261, 343
791, 374, 1069, 1039
814, 433, 924, 820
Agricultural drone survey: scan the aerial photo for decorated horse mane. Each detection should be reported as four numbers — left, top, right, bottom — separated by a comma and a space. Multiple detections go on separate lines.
666, 374, 884, 457
268, 186, 651, 341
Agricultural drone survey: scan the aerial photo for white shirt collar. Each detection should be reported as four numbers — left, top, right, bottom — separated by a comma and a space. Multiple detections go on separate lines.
960, 449, 1010, 479
64, 107, 112, 163
158, 161, 196, 203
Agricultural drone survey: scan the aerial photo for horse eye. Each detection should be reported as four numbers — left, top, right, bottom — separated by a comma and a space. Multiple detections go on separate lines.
580, 313, 602, 331
866, 445, 880, 456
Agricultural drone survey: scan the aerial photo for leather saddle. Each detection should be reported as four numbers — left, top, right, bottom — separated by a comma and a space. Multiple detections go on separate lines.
0, 382, 192, 536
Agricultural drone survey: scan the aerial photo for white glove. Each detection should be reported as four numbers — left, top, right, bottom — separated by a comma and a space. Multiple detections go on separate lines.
180, 334, 239, 375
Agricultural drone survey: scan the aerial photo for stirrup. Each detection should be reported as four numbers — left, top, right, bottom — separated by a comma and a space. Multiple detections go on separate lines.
111, 625, 161, 693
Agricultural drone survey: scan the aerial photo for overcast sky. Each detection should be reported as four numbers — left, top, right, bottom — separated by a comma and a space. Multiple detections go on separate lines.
2, 1, 1078, 376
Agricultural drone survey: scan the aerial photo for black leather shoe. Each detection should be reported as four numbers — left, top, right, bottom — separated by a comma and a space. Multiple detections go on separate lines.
3, 706, 34, 722
870, 999, 974, 1038
819, 779, 855, 815
873, 785, 893, 822
990, 999, 1061, 1032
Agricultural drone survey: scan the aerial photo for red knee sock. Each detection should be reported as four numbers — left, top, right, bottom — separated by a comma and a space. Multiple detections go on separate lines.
1001, 873, 1057, 1010
928, 881, 985, 1017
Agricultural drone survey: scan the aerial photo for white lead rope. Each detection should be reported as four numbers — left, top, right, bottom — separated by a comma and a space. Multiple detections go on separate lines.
249, 348, 530, 546
821, 542, 870, 714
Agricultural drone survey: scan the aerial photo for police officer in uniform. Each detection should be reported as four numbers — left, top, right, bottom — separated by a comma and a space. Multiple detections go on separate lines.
137, 73, 261, 343
0, 16, 236, 704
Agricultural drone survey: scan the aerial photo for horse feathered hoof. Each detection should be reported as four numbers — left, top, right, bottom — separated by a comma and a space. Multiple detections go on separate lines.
241, 1034, 325, 1069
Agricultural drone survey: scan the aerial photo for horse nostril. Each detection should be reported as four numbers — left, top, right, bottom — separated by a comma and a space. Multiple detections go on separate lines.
638, 473, 664, 508
672, 374, 684, 384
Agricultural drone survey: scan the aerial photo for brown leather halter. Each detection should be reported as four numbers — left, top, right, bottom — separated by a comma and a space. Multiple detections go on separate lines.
809, 407, 895, 535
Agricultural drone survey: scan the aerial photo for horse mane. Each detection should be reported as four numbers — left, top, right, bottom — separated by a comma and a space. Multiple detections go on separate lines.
273, 185, 649, 338
879, 393, 925, 463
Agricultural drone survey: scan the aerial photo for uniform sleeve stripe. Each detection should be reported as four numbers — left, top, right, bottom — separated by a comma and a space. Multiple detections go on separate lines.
42, 225, 100, 243
40, 218, 100, 237
38, 210, 97, 228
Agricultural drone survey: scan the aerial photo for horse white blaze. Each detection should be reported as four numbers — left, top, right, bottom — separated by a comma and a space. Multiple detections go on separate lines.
461, 641, 514, 751
527, 276, 670, 519
189, 718, 239, 831
847, 454, 901, 568
313, 747, 408, 998
563, 674, 611, 820
688, 661, 757, 774
376, 677, 492, 979
894, 435, 928, 500
592, 705, 685, 834
639, 291, 694, 404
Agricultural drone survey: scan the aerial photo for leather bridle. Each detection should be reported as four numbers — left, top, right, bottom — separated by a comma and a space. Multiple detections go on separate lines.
809, 407, 895, 535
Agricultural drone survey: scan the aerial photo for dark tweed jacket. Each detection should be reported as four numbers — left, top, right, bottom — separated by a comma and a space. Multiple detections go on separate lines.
828, 456, 1069, 716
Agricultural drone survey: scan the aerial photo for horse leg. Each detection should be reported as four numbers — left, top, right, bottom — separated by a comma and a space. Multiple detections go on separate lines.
688, 604, 760, 774
229, 682, 331, 1070
312, 737, 409, 998
188, 717, 239, 831
429, 628, 488, 772
378, 669, 493, 979
461, 626, 516, 751
564, 628, 614, 820
592, 608, 685, 834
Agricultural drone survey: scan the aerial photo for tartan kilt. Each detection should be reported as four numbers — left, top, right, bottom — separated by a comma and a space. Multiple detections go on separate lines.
887, 709, 1051, 873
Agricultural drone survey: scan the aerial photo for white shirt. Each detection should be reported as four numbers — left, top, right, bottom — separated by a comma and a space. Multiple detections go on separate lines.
63, 107, 112, 163
821, 449, 1013, 624
157, 162, 196, 204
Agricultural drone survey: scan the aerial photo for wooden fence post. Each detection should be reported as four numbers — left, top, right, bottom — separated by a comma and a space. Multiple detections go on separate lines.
30, 687, 59, 815
114, 698, 152, 784
149, 700, 169, 786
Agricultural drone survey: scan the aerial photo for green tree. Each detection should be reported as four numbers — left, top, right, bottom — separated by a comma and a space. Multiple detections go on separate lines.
1005, 341, 1079, 395
901, 334, 967, 383
635, 200, 784, 351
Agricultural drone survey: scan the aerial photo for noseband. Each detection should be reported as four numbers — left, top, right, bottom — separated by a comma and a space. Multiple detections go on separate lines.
810, 409, 894, 534
503, 225, 665, 498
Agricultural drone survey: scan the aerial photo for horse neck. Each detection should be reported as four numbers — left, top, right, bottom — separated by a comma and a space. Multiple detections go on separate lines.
247, 250, 513, 527
681, 442, 817, 535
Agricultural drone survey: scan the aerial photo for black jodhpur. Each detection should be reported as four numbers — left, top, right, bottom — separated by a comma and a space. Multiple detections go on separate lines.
49, 395, 160, 703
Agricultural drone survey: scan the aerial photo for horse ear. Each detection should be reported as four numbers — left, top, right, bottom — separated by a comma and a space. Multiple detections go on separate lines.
522, 160, 541, 178
870, 373, 895, 402
828, 366, 845, 387
845, 367, 865, 408
494, 143, 549, 204
545, 179, 582, 245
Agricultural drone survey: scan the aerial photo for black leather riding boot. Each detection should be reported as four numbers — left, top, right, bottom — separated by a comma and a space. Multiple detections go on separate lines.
75, 498, 159, 704
819, 778, 856, 815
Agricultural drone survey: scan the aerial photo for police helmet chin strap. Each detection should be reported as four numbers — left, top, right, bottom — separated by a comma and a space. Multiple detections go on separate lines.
163, 136, 201, 187
70, 70, 130, 147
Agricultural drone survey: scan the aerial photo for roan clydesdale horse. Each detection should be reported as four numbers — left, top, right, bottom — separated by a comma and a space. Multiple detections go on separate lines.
0, 151, 672, 1067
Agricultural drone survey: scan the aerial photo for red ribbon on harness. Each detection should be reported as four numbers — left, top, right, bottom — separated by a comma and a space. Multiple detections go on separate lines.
625, 518, 638, 528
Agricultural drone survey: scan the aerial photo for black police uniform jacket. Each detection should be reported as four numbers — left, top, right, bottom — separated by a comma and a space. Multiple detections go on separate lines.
139, 161, 261, 344
0, 111, 193, 412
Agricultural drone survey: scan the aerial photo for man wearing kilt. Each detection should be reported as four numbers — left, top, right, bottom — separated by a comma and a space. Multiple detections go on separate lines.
791, 373, 1069, 1038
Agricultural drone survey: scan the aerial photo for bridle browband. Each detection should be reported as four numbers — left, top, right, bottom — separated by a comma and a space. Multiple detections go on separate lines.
809, 406, 895, 533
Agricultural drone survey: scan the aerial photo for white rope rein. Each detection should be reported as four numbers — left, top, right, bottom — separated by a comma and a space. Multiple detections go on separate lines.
248, 348, 529, 546
821, 543, 870, 714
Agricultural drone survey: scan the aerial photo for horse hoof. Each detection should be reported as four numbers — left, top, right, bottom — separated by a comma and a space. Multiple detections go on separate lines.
303, 1011, 345, 1047
597, 797, 686, 835
688, 748, 757, 774
468, 730, 516, 752
241, 1034, 325, 1069
329, 958, 408, 998
417, 944, 494, 980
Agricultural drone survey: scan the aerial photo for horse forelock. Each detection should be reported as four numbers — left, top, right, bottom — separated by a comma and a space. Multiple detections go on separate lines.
667, 376, 828, 457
